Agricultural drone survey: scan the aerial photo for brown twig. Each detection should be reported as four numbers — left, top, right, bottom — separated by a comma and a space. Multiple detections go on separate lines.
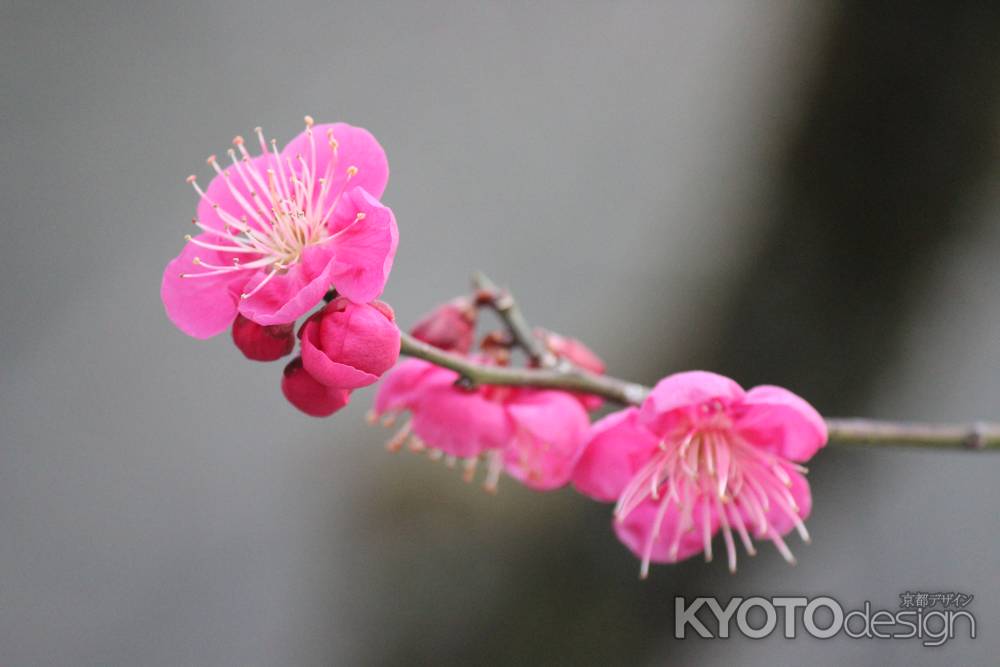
471, 271, 556, 367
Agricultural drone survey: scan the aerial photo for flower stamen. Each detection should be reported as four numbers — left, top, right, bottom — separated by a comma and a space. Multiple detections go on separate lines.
180, 125, 361, 291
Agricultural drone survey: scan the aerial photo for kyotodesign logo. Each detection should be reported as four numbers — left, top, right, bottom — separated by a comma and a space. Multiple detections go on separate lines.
674, 593, 976, 647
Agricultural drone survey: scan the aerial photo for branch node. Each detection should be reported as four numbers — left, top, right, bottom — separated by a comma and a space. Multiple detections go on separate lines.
453, 376, 477, 391
965, 422, 988, 450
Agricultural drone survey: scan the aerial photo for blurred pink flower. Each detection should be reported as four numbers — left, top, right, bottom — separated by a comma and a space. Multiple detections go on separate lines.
299, 296, 400, 389
500, 389, 591, 491
410, 298, 477, 354
373, 359, 590, 491
537, 328, 605, 375
162, 118, 398, 339
573, 371, 827, 576
537, 328, 607, 410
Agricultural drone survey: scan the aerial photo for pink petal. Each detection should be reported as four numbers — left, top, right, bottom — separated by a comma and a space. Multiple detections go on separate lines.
237, 243, 337, 326
640, 370, 746, 435
502, 390, 591, 491
410, 384, 513, 459
575, 393, 605, 412
614, 495, 719, 565
374, 359, 453, 415
281, 122, 389, 232
198, 154, 276, 233
160, 234, 247, 339
326, 188, 398, 304
572, 408, 660, 502
734, 385, 828, 461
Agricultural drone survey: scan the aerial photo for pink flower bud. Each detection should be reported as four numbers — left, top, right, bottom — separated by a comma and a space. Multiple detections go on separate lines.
537, 328, 605, 374
410, 298, 477, 353
281, 357, 351, 417
536, 328, 606, 410
231, 314, 295, 361
300, 296, 401, 389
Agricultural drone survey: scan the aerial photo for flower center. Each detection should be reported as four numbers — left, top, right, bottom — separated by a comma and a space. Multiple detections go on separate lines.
616, 419, 810, 576
179, 117, 359, 299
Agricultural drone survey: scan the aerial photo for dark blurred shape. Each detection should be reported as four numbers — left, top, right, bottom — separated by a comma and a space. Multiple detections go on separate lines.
713, 1, 1000, 413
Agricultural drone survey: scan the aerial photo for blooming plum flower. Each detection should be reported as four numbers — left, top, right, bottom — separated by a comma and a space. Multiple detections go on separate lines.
231, 314, 295, 361
372, 359, 590, 491
162, 118, 398, 339
572, 371, 827, 576
299, 296, 401, 389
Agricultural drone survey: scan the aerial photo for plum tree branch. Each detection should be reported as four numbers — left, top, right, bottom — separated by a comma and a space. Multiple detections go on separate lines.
400, 332, 1000, 451
470, 271, 554, 366
400, 331, 650, 405
397, 273, 1000, 452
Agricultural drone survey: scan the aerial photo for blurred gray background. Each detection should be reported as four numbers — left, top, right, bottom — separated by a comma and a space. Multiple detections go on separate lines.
2, 1, 999, 665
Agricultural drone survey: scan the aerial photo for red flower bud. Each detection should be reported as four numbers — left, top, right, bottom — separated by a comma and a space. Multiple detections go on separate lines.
410, 298, 477, 353
281, 357, 351, 417
231, 314, 295, 361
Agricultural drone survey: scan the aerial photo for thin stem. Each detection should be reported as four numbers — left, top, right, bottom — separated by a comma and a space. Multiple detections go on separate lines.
398, 335, 1000, 452
471, 271, 554, 366
400, 332, 650, 405
823, 418, 1000, 450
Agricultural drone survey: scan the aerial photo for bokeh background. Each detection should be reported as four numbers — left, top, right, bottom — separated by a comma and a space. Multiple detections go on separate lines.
3, 1, 999, 665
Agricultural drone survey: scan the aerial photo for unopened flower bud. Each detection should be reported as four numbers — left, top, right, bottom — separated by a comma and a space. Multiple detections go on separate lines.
410, 298, 477, 354
300, 296, 401, 389
231, 314, 295, 361
535, 328, 606, 410
281, 357, 351, 417
537, 328, 606, 374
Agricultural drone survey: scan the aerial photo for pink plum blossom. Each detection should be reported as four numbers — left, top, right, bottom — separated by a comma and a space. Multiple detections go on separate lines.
161, 118, 398, 339
373, 359, 590, 491
299, 296, 401, 389
572, 371, 827, 577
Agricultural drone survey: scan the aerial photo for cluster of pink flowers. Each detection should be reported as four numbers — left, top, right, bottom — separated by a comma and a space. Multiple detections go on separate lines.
163, 120, 828, 576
